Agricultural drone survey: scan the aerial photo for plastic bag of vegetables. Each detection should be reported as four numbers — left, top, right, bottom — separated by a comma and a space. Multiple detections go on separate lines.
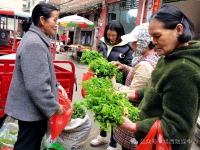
0, 123, 18, 148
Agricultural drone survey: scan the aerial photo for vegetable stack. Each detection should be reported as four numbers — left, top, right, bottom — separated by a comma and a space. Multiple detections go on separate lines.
71, 101, 86, 120
80, 51, 123, 83
80, 77, 140, 132
80, 50, 103, 64
89, 58, 123, 83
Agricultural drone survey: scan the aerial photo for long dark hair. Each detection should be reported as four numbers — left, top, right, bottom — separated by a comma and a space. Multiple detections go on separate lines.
104, 20, 125, 45
150, 4, 194, 43
22, 3, 58, 32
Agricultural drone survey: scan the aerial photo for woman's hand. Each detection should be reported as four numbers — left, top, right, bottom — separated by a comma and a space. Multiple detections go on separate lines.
126, 90, 136, 101
118, 117, 137, 133
110, 74, 117, 84
58, 85, 68, 98
111, 61, 125, 70
54, 104, 65, 116
116, 90, 137, 101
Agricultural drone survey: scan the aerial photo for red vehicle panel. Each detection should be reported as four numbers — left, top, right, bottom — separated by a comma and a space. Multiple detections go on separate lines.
0, 60, 76, 117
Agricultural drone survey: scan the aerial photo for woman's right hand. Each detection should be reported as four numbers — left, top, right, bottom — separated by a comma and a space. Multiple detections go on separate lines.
111, 61, 125, 70
54, 105, 65, 116
118, 117, 136, 133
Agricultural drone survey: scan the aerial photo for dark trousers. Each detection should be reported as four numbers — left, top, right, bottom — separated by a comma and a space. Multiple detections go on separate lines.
14, 119, 47, 150
100, 128, 117, 148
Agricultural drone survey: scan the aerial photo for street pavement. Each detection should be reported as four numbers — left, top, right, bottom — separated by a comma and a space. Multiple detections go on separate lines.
55, 52, 200, 150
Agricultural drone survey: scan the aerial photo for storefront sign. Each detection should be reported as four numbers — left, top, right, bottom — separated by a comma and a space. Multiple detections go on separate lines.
152, 0, 160, 14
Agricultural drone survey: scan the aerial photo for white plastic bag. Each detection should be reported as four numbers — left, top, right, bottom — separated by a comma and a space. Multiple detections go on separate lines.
0, 123, 18, 148
64, 114, 89, 130
46, 114, 91, 150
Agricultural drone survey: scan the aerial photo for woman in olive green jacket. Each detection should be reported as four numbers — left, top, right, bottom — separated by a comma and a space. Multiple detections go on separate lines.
117, 4, 199, 150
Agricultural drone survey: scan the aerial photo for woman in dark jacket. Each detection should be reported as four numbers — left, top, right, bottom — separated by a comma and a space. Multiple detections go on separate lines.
5, 3, 66, 150
91, 20, 133, 150
98, 20, 133, 67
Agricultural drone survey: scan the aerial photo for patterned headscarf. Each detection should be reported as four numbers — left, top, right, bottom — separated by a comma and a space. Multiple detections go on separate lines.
131, 23, 151, 67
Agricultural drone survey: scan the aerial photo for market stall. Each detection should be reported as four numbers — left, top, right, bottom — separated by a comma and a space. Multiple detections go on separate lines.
57, 15, 95, 59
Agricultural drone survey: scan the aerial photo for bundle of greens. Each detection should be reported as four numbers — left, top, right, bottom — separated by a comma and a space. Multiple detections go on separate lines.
80, 77, 140, 131
71, 101, 86, 120
80, 50, 103, 64
89, 58, 123, 83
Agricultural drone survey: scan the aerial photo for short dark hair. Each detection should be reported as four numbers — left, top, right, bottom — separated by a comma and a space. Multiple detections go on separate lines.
22, 3, 58, 32
150, 4, 194, 43
104, 20, 125, 45
32, 3, 58, 26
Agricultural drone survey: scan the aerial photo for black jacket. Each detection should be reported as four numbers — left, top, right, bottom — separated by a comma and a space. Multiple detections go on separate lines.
98, 38, 133, 66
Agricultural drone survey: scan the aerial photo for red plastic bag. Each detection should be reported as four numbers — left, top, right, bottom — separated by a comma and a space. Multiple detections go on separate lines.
50, 92, 73, 140
136, 120, 172, 150
81, 70, 94, 98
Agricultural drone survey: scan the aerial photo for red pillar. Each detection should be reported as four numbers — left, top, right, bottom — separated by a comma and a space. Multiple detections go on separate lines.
17, 19, 20, 32
135, 0, 148, 26
142, 0, 149, 23
97, 0, 107, 50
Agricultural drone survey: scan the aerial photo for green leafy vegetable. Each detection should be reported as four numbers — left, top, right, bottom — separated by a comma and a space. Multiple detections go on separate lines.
71, 101, 86, 120
89, 58, 123, 83
80, 50, 103, 64
81, 77, 140, 132
9, 131, 18, 135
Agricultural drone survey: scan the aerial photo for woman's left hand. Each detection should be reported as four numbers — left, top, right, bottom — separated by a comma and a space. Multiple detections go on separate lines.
110, 74, 117, 84
118, 117, 137, 133
58, 85, 68, 98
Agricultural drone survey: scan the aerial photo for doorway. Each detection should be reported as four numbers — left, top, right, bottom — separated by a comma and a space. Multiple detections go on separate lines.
68, 31, 74, 45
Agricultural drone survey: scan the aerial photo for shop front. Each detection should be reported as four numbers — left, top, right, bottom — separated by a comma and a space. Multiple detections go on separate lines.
107, 0, 157, 34
107, 0, 139, 34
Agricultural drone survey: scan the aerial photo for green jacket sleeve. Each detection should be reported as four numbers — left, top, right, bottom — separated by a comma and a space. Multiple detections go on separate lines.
137, 88, 146, 101
137, 63, 200, 140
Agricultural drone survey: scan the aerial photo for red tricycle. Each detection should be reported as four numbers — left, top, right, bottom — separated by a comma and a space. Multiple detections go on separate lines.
0, 58, 76, 127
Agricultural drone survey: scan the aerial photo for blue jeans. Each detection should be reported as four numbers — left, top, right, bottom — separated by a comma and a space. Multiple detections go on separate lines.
100, 128, 117, 148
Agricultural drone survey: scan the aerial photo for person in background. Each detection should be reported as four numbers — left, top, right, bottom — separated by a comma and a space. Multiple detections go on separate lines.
110, 23, 159, 106
61, 33, 66, 45
64, 38, 71, 52
22, 19, 32, 32
118, 4, 199, 150
22, 18, 32, 38
56, 33, 59, 41
91, 20, 133, 150
110, 23, 159, 150
5, 3, 67, 150
98, 20, 133, 67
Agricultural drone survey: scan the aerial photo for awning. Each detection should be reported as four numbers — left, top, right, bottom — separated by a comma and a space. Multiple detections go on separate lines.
0, 9, 31, 20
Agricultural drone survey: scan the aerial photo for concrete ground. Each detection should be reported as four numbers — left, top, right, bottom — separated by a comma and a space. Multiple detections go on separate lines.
55, 52, 200, 150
